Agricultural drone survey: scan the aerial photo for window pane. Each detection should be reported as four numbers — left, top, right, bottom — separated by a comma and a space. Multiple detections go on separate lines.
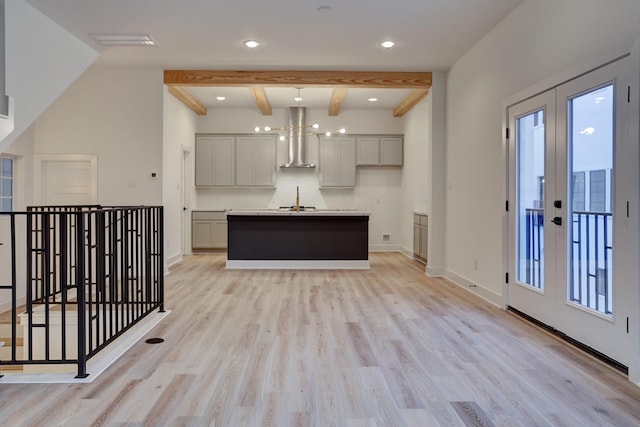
1, 177, 12, 197
572, 172, 585, 211
0, 158, 12, 177
589, 169, 606, 212
516, 109, 545, 289
568, 85, 613, 316
0, 198, 11, 212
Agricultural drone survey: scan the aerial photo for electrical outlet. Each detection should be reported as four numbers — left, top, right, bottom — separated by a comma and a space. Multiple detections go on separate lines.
383, 234, 390, 242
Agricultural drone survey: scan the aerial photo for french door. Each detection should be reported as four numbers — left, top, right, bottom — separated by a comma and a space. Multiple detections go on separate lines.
508, 57, 631, 365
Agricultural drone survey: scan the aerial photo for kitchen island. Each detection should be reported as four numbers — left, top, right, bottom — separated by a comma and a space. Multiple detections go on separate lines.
226, 209, 370, 269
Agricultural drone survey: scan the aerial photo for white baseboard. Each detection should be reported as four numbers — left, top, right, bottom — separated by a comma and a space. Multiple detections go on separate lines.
426, 266, 446, 277
444, 270, 503, 307
369, 244, 403, 252
167, 253, 182, 268
369, 245, 415, 259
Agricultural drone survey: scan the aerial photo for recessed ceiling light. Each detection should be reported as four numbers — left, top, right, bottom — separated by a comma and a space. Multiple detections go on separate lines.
243, 40, 261, 48
90, 33, 158, 47
294, 96, 303, 102
380, 40, 395, 49
368, 97, 378, 102
216, 96, 226, 101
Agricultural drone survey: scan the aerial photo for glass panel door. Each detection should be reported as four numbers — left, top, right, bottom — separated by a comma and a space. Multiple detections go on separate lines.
567, 85, 614, 316
508, 90, 556, 324
508, 57, 630, 366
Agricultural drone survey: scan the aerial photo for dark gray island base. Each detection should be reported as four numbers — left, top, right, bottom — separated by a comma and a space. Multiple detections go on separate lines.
226, 210, 370, 269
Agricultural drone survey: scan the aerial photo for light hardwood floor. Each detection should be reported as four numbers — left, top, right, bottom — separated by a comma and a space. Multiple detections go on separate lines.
2, 252, 640, 426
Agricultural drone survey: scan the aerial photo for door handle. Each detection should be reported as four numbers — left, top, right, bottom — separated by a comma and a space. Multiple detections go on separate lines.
551, 217, 562, 226
183, 207, 187, 211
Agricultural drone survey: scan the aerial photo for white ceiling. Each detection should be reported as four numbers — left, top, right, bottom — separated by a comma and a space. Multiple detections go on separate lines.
25, 0, 525, 110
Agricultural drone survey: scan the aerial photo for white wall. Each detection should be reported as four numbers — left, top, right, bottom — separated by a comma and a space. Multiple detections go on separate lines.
1, 0, 98, 151
194, 107, 409, 250
400, 95, 429, 254
163, 86, 198, 265
445, 0, 640, 304
427, 71, 447, 276
31, 66, 164, 206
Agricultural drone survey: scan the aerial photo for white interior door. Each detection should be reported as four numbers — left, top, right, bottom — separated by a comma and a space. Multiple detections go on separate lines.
181, 147, 191, 255
508, 57, 631, 366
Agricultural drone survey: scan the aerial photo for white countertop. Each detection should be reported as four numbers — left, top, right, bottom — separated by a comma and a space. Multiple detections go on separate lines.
226, 209, 370, 217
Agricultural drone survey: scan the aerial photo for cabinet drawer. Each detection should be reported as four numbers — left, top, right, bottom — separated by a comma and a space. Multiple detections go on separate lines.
192, 211, 226, 221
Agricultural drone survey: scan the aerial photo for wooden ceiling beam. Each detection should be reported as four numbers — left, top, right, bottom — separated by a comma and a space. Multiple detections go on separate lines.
393, 88, 430, 117
249, 87, 272, 116
328, 88, 348, 116
164, 70, 432, 89
167, 85, 207, 115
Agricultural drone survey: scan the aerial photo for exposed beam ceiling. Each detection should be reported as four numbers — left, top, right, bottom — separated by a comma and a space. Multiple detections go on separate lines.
250, 87, 272, 116
167, 85, 207, 115
329, 88, 348, 117
165, 70, 433, 117
393, 88, 431, 117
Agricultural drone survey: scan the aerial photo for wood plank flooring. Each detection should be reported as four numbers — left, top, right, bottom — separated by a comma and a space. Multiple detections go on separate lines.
2, 252, 640, 426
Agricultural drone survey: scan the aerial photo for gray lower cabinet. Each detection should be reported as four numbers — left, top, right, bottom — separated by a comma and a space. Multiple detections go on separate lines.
413, 213, 428, 263
319, 136, 356, 187
356, 135, 403, 167
195, 134, 277, 187
192, 211, 227, 249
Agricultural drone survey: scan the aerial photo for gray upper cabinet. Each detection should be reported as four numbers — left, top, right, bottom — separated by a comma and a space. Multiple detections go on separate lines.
195, 135, 235, 186
356, 137, 380, 165
355, 135, 403, 167
196, 134, 276, 187
235, 135, 277, 187
319, 136, 356, 187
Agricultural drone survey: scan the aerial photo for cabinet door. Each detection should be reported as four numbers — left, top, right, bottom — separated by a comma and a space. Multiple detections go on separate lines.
213, 220, 228, 247
338, 138, 356, 186
192, 220, 215, 248
212, 136, 235, 186
319, 138, 340, 187
235, 135, 276, 187
356, 137, 379, 165
235, 136, 254, 186
254, 136, 276, 186
195, 136, 215, 186
380, 137, 403, 166
320, 137, 355, 187
420, 215, 428, 258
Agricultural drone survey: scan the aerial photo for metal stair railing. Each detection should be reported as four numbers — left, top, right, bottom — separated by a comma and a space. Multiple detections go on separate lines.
0, 205, 164, 378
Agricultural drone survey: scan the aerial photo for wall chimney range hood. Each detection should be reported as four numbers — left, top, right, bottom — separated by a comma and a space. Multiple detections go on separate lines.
281, 107, 315, 168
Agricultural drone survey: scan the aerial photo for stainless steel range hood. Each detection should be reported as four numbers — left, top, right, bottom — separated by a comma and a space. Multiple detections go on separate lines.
280, 106, 315, 168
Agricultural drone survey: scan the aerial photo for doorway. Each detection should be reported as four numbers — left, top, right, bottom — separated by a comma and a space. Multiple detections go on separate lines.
181, 147, 191, 256
507, 57, 631, 366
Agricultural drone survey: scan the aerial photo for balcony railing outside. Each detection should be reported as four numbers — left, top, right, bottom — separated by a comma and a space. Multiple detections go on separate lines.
522, 208, 612, 316
0, 205, 164, 378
